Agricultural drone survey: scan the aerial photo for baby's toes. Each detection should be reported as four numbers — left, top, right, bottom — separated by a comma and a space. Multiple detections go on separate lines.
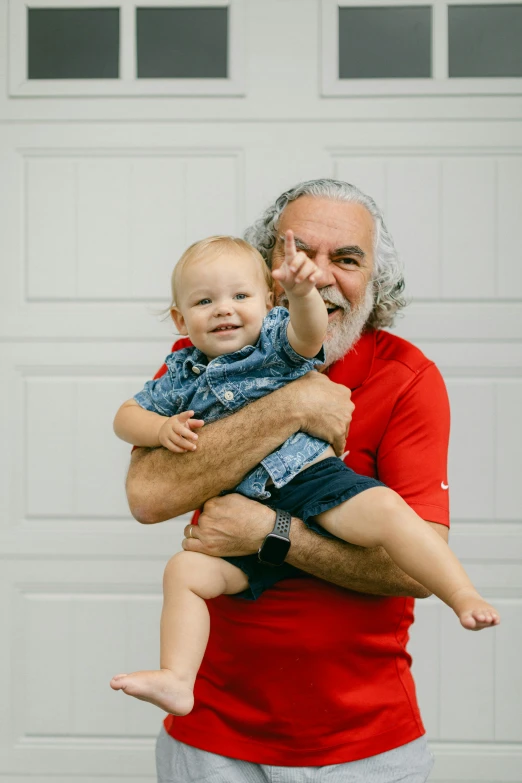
460, 612, 478, 630
110, 674, 129, 689
472, 608, 499, 628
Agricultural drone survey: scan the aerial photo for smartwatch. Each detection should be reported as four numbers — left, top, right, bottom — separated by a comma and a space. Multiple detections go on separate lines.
257, 509, 292, 566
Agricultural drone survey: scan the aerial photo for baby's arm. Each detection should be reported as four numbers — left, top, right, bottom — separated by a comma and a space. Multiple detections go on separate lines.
272, 230, 328, 359
114, 400, 204, 452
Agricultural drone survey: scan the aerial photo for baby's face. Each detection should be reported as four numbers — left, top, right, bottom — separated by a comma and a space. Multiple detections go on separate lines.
172, 250, 273, 360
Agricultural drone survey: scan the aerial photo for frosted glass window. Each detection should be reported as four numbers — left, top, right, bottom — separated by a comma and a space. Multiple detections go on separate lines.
338, 6, 432, 78
27, 8, 120, 79
136, 7, 228, 78
448, 4, 522, 77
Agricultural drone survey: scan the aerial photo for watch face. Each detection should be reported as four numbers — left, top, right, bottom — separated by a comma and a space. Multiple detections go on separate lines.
258, 534, 291, 566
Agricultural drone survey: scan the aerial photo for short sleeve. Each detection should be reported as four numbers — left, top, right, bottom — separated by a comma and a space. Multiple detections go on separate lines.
267, 307, 325, 368
134, 369, 180, 417
130, 338, 191, 453
377, 363, 450, 527
134, 339, 191, 416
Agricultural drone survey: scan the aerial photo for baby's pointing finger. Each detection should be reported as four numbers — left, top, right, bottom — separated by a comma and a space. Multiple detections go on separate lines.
284, 230, 297, 265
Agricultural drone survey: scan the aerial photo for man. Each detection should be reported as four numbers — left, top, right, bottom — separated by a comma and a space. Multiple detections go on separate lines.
127, 179, 450, 782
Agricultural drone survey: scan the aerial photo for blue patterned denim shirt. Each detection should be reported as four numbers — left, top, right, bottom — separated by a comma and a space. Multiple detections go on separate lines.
134, 307, 328, 500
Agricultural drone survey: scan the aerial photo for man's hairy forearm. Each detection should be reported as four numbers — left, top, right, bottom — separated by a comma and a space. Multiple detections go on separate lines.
286, 518, 431, 598
127, 387, 301, 523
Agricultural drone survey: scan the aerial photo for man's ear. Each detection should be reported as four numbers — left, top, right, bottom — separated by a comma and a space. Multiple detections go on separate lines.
170, 307, 188, 335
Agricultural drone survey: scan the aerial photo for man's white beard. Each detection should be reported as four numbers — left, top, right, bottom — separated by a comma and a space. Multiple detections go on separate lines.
278, 281, 374, 368
322, 282, 374, 367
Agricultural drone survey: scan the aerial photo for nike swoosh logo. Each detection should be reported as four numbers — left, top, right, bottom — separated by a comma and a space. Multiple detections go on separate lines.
441, 482, 449, 490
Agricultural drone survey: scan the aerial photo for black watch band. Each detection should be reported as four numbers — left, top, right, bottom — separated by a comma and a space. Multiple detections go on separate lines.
257, 509, 292, 567
273, 508, 291, 538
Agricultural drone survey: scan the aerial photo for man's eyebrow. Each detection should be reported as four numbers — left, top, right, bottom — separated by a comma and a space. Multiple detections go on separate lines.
278, 234, 312, 252
278, 235, 366, 259
332, 245, 366, 259
293, 237, 313, 252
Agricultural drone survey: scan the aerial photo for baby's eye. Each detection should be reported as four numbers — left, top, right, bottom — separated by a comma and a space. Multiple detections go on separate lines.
234, 293, 248, 300
197, 298, 211, 306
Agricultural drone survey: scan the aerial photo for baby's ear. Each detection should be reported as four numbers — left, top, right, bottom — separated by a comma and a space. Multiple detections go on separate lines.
170, 307, 188, 335
266, 290, 275, 310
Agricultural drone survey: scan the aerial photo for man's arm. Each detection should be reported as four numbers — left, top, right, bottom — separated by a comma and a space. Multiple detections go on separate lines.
182, 492, 448, 598
179, 354, 451, 598
126, 372, 354, 523
285, 516, 448, 597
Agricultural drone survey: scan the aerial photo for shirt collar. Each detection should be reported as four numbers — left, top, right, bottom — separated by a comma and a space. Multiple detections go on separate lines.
325, 328, 376, 390
181, 347, 208, 379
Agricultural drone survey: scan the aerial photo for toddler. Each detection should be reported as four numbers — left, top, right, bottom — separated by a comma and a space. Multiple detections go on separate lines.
110, 232, 499, 716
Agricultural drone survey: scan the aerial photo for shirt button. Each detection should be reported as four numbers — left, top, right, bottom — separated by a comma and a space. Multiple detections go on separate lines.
224, 390, 234, 401
192, 366, 201, 375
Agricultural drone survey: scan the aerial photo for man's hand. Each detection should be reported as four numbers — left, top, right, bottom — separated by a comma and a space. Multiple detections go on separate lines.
293, 372, 354, 456
182, 494, 275, 557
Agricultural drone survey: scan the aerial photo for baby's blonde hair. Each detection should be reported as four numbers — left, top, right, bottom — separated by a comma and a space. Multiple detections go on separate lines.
169, 236, 273, 310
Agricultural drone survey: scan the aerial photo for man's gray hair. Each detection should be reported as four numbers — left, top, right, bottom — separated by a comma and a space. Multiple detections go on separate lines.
244, 178, 406, 329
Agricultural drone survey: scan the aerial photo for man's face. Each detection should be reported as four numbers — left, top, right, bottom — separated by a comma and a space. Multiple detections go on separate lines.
271, 196, 375, 365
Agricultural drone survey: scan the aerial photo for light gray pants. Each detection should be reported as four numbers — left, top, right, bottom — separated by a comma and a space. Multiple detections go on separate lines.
156, 727, 434, 783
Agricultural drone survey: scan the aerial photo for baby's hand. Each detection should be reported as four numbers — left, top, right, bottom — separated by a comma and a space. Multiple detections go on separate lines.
272, 230, 319, 297
158, 410, 204, 453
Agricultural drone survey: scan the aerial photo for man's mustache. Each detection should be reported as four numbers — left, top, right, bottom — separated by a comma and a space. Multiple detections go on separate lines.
278, 287, 350, 313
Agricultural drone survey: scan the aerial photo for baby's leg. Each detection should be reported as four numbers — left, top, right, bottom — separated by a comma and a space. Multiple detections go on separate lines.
110, 551, 248, 713
317, 488, 500, 631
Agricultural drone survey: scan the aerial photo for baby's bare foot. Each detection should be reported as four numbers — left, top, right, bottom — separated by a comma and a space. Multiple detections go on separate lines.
110, 669, 194, 715
450, 589, 501, 631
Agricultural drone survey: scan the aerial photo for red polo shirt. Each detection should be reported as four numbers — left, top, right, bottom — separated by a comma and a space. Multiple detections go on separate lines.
158, 328, 450, 765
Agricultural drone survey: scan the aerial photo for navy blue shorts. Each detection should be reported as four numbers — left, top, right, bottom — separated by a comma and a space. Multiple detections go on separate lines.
225, 457, 385, 600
